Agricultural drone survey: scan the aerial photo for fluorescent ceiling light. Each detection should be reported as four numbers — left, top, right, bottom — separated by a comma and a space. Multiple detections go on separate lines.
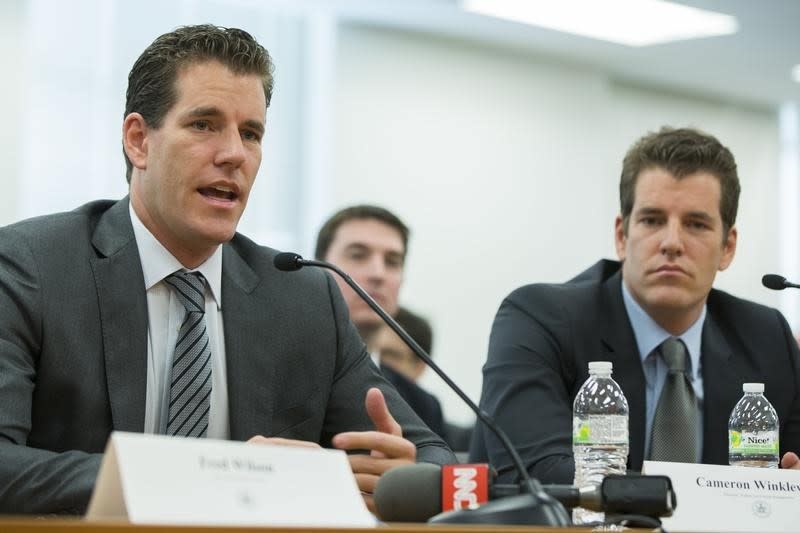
792, 65, 800, 84
462, 0, 738, 47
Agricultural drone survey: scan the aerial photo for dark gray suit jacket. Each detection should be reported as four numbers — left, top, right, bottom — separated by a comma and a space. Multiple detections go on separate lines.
474, 260, 800, 484
0, 198, 454, 514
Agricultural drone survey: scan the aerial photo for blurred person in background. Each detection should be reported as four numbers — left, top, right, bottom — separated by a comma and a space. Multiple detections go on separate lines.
317, 205, 472, 448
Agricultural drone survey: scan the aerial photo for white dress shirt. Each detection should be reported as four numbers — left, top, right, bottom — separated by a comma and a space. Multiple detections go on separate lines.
129, 203, 230, 439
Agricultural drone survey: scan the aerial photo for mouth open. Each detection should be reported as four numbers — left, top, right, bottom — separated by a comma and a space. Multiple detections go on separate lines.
199, 186, 238, 202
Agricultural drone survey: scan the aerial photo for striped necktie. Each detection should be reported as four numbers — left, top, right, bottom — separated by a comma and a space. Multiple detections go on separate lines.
163, 270, 212, 438
648, 337, 699, 462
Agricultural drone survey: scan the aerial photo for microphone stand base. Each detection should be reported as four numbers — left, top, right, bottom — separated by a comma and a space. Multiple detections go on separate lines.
428, 494, 571, 526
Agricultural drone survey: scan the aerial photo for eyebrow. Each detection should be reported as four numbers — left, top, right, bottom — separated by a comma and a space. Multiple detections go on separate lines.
635, 207, 715, 222
185, 106, 265, 136
684, 211, 715, 222
344, 243, 405, 257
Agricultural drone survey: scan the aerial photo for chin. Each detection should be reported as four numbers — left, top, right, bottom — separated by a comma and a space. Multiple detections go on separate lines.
356, 313, 383, 326
195, 220, 239, 245
645, 289, 698, 311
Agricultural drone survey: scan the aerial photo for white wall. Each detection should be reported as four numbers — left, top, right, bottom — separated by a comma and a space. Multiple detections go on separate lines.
3, 0, 319, 252
334, 25, 781, 424
0, 0, 26, 225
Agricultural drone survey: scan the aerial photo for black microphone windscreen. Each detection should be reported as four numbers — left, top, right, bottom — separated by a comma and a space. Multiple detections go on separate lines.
374, 463, 441, 522
762, 274, 787, 290
273, 252, 303, 272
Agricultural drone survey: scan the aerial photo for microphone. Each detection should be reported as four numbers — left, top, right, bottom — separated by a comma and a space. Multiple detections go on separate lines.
374, 463, 675, 523
273, 252, 571, 526
273, 252, 304, 272
762, 274, 800, 291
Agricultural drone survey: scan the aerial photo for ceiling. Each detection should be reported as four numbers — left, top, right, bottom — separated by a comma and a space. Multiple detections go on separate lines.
330, 0, 800, 110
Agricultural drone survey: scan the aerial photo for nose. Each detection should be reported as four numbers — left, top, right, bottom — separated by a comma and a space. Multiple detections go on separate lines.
660, 219, 684, 257
215, 128, 247, 169
364, 254, 387, 283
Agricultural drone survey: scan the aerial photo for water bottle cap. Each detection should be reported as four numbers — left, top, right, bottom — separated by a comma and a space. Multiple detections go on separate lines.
743, 383, 764, 393
588, 361, 612, 373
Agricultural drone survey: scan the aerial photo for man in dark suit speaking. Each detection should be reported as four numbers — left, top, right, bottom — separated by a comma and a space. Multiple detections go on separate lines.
0, 25, 452, 515
475, 127, 800, 484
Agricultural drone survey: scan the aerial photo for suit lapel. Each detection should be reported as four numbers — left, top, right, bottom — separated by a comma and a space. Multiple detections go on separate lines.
598, 272, 648, 471
700, 310, 737, 464
88, 198, 149, 432
221, 242, 271, 441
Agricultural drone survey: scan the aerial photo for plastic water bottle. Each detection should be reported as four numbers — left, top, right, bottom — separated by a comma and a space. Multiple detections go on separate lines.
572, 361, 629, 525
728, 383, 779, 468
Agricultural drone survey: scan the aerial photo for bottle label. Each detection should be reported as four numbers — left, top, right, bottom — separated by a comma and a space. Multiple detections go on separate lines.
573, 414, 628, 445
729, 430, 779, 455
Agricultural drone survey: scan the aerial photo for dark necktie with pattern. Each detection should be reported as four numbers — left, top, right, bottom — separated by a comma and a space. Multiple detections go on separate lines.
163, 271, 212, 438
648, 337, 699, 462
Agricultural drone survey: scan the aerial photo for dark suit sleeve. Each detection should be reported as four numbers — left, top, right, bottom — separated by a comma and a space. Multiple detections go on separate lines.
319, 273, 455, 465
0, 228, 102, 514
479, 287, 576, 485
380, 364, 446, 439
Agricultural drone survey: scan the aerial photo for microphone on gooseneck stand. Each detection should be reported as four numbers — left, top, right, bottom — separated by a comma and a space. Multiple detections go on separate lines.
373, 462, 675, 525
762, 274, 800, 291
273, 252, 571, 526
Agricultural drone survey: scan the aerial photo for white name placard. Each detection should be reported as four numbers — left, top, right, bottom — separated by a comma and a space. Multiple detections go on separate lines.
86, 432, 375, 528
643, 461, 800, 532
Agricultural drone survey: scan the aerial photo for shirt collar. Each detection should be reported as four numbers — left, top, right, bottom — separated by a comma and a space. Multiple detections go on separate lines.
620, 279, 705, 381
129, 202, 223, 310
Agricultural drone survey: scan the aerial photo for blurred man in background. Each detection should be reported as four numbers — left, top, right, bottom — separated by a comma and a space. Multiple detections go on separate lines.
315, 205, 406, 342
316, 205, 473, 451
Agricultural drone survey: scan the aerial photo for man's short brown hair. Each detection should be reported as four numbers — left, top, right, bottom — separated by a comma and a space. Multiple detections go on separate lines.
315, 205, 410, 260
620, 127, 740, 239
123, 24, 274, 182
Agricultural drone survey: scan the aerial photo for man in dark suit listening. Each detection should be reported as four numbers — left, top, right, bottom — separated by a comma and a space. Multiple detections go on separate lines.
0, 25, 453, 515
314, 206, 447, 439
474, 127, 800, 484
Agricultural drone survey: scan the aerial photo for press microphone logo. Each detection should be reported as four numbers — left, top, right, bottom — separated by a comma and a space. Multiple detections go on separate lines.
453, 468, 479, 509
441, 464, 489, 512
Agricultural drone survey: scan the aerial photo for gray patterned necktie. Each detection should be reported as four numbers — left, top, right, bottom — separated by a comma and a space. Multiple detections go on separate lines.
648, 338, 699, 462
163, 271, 212, 438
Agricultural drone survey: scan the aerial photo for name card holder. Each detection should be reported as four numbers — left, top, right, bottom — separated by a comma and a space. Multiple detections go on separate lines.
86, 432, 375, 528
643, 460, 800, 532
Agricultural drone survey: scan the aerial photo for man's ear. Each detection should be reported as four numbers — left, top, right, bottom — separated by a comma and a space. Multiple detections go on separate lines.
718, 225, 738, 271
123, 113, 149, 171
614, 214, 627, 261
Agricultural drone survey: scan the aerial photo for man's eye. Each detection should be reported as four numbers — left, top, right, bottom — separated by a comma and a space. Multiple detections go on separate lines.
242, 130, 261, 142
688, 221, 709, 230
641, 217, 660, 226
386, 258, 404, 269
192, 120, 210, 131
347, 252, 367, 261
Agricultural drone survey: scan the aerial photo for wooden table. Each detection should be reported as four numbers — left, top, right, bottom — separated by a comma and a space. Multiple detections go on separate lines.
0, 518, 641, 533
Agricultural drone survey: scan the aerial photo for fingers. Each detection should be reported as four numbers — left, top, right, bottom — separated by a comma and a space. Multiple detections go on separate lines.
354, 472, 380, 494
365, 387, 402, 436
362, 493, 376, 515
781, 451, 800, 469
246, 436, 321, 449
333, 430, 417, 461
347, 454, 413, 477
351, 461, 398, 517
